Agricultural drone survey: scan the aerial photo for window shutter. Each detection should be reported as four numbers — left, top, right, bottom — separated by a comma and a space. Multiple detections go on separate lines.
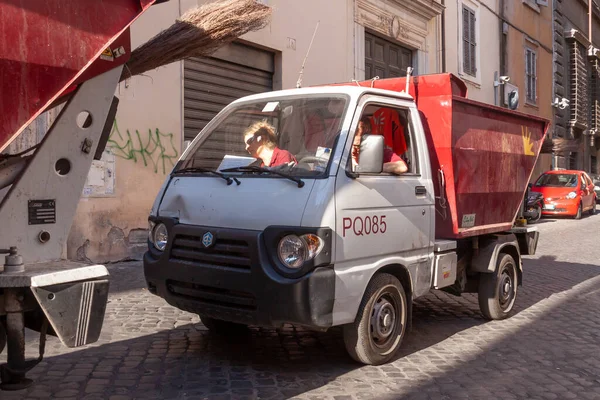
532, 52, 537, 101
462, 7, 470, 75
469, 11, 476, 74
462, 6, 476, 77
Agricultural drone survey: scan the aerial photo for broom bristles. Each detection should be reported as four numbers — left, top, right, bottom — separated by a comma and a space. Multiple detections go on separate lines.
121, 0, 272, 81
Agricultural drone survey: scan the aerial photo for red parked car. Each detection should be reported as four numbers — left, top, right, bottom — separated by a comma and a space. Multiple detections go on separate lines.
530, 170, 597, 219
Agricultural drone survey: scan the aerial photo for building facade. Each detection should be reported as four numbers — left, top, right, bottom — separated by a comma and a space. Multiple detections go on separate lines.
552, 0, 600, 175
63, 0, 444, 262
443, 0, 502, 104
502, 0, 554, 180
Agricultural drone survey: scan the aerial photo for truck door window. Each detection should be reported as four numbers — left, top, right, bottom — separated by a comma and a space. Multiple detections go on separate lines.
351, 105, 416, 175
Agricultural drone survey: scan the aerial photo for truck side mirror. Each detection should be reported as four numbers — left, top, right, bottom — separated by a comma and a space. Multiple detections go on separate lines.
357, 134, 384, 174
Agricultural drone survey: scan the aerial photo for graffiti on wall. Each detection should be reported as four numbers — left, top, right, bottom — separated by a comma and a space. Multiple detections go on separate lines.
108, 120, 179, 174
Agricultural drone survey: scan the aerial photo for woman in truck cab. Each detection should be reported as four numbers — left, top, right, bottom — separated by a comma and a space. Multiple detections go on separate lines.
352, 116, 408, 175
244, 120, 297, 167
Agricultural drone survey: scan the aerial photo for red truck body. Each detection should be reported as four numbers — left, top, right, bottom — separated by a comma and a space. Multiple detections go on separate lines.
0, 0, 165, 153
334, 73, 550, 239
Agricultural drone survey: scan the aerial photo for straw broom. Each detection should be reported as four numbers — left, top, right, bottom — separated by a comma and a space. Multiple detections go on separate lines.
120, 0, 272, 81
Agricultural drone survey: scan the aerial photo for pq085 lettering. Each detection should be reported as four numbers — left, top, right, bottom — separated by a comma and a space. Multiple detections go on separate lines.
342, 215, 387, 237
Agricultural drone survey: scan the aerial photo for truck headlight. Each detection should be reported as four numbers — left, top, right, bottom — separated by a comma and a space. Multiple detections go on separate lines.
153, 223, 168, 251
566, 191, 577, 199
277, 234, 324, 269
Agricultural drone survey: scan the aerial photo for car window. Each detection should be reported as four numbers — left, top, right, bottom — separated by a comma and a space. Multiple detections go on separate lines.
534, 173, 578, 187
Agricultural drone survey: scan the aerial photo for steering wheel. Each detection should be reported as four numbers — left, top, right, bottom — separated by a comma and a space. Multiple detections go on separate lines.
298, 156, 327, 165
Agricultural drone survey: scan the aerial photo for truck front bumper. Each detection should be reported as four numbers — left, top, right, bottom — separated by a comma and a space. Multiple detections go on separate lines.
143, 221, 335, 330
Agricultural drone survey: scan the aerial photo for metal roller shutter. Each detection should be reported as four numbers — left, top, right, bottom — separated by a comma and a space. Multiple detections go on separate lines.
183, 42, 274, 141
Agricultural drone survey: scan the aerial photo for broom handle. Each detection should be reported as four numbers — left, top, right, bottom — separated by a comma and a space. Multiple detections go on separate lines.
296, 21, 320, 88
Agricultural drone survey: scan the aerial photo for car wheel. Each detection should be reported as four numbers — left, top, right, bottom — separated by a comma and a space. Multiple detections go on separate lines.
590, 200, 596, 216
574, 202, 582, 219
478, 253, 518, 320
529, 205, 542, 223
343, 273, 408, 365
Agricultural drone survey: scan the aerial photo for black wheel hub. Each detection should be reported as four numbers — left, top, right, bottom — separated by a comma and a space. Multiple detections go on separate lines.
369, 290, 403, 349
498, 267, 515, 310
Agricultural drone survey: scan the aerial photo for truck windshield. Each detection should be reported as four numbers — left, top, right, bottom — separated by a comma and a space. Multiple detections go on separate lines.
175, 94, 349, 178
534, 173, 578, 187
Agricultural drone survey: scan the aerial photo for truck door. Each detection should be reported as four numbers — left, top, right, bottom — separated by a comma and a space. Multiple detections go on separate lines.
334, 96, 435, 313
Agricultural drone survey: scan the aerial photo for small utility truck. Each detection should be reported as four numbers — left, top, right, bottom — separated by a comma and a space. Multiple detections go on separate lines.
144, 73, 548, 365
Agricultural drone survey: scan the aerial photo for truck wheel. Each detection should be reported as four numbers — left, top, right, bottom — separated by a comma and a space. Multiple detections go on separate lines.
199, 316, 248, 335
343, 273, 407, 365
478, 253, 518, 320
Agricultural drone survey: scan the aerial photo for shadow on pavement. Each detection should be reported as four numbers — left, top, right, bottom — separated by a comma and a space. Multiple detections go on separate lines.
2, 257, 599, 399
383, 256, 600, 400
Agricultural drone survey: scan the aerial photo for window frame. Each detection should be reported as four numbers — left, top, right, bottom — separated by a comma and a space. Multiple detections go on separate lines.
459, 1, 480, 84
347, 101, 420, 178
525, 47, 538, 105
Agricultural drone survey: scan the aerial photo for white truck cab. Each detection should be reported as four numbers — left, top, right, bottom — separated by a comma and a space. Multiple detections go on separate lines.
144, 81, 536, 365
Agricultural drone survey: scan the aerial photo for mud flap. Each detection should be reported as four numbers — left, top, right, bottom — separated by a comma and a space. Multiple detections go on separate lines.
30, 279, 109, 348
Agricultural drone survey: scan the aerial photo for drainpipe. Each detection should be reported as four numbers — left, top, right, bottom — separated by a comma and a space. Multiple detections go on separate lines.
441, 0, 446, 72
583, 0, 595, 172
499, 0, 507, 108
590, 0, 593, 44
551, 0, 558, 170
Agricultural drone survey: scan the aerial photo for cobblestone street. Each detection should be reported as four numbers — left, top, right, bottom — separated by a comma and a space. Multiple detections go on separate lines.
2, 210, 600, 400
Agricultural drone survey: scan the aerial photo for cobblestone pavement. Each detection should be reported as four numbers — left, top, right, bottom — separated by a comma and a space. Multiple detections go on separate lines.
2, 210, 600, 399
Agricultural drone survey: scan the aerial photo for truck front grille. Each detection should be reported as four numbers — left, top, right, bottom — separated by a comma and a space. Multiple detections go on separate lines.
170, 234, 251, 270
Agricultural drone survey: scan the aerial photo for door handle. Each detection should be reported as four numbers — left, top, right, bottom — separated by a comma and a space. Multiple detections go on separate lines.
415, 186, 427, 196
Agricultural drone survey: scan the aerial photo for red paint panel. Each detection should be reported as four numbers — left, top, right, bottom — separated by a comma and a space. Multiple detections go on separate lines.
332, 73, 550, 239
0, 0, 162, 152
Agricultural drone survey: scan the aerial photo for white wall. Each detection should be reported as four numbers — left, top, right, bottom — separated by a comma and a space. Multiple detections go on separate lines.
182, 0, 356, 89
445, 0, 500, 104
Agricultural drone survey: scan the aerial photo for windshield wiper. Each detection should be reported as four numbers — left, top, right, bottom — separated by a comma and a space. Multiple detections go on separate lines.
221, 166, 305, 188
174, 167, 240, 186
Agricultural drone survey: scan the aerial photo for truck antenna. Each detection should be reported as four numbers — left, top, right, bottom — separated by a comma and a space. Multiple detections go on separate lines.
404, 67, 413, 93
296, 21, 320, 88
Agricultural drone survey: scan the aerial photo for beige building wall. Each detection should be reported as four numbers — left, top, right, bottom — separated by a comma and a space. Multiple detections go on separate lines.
68, 1, 183, 262
503, 0, 553, 180
68, 0, 355, 263
444, 0, 501, 104
353, 0, 444, 79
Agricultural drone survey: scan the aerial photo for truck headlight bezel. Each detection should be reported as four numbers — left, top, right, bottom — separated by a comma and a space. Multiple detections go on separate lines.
153, 223, 169, 251
277, 233, 325, 269
264, 226, 332, 278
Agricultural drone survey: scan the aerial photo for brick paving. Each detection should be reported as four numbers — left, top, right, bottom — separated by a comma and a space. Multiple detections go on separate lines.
2, 209, 600, 399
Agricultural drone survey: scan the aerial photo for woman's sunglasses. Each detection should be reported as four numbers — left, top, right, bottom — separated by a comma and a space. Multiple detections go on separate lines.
245, 136, 257, 146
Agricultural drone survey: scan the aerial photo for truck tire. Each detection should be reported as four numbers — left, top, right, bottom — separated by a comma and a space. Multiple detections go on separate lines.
342, 273, 407, 365
478, 253, 518, 320
199, 316, 248, 335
